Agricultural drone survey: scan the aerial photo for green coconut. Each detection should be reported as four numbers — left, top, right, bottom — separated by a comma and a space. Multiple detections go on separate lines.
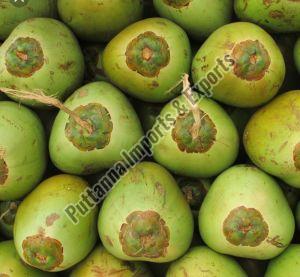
0, 0, 57, 41
70, 245, 153, 276
153, 0, 233, 40
234, 0, 300, 33
199, 165, 295, 260
0, 240, 55, 277
192, 22, 285, 107
102, 17, 191, 103
0, 101, 46, 201
0, 18, 84, 107
49, 81, 143, 175
244, 90, 300, 188
295, 38, 300, 75
98, 162, 194, 263
57, 0, 144, 42
14, 174, 98, 272
265, 244, 300, 277
166, 246, 247, 277
152, 94, 239, 178
0, 200, 20, 238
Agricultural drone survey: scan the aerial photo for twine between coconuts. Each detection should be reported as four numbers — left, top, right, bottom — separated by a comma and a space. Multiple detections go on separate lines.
0, 88, 93, 134
0, 202, 17, 221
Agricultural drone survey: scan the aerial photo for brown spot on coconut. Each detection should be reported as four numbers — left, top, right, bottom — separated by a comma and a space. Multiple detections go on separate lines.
45, 213, 60, 227
163, 0, 192, 9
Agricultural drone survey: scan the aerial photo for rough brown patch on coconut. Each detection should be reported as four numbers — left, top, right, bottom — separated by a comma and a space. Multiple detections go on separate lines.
231, 40, 271, 81
119, 210, 170, 258
172, 109, 217, 153
65, 103, 113, 152
22, 234, 64, 271
223, 206, 269, 247
125, 31, 170, 78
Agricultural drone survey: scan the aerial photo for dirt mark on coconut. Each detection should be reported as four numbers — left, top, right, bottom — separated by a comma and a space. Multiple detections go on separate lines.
269, 10, 284, 19
293, 143, 300, 170
45, 213, 60, 227
0, 147, 8, 185
266, 235, 285, 248
0, 158, 8, 185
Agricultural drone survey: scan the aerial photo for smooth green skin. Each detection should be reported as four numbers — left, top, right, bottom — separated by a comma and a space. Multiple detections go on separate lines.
199, 165, 295, 260
0, 101, 46, 200
234, 0, 300, 33
244, 90, 300, 188
166, 246, 247, 277
152, 95, 239, 178
295, 38, 300, 75
57, 0, 143, 42
102, 17, 191, 103
192, 22, 285, 108
265, 244, 300, 277
14, 175, 98, 272
0, 0, 57, 40
70, 245, 153, 277
296, 202, 300, 231
49, 81, 143, 175
0, 18, 85, 108
0, 240, 55, 277
98, 162, 194, 263
154, 0, 232, 40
